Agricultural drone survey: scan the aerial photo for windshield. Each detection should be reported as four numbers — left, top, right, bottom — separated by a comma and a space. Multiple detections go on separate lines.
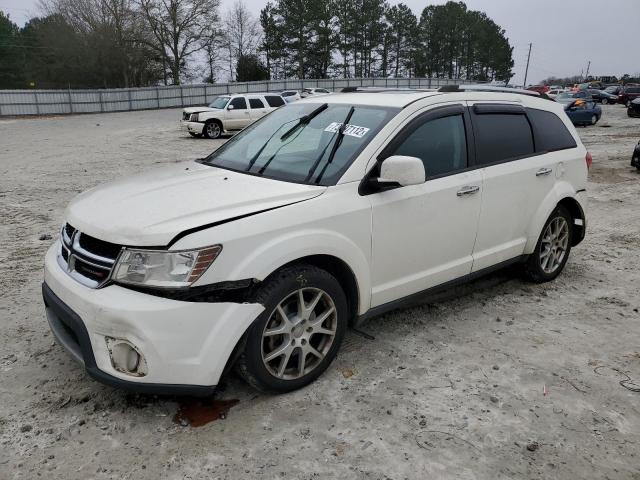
203, 103, 399, 185
208, 96, 230, 109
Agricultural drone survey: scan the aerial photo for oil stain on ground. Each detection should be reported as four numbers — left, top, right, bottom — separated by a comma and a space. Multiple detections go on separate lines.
174, 398, 240, 427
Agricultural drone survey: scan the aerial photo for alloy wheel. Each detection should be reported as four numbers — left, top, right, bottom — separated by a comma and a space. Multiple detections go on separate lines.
206, 122, 221, 138
539, 216, 569, 274
261, 288, 337, 380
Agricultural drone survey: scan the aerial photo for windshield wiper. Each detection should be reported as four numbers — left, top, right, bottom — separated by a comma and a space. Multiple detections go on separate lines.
307, 106, 355, 184
280, 103, 328, 141
244, 118, 298, 171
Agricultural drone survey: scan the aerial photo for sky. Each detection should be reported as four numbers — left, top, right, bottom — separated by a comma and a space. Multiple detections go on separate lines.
2, 0, 639, 85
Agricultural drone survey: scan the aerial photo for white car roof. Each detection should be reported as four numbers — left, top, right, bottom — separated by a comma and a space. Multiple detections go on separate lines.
295, 87, 555, 110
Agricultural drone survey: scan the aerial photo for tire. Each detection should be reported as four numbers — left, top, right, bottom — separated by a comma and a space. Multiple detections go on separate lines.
591, 114, 598, 125
602, 98, 608, 105
203, 120, 222, 139
188, 132, 202, 138
521, 205, 573, 283
236, 264, 348, 393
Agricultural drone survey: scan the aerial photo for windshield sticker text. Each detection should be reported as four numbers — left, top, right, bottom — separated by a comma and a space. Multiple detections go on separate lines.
324, 123, 370, 138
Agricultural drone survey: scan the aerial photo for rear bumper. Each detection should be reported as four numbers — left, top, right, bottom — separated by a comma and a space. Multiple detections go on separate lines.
43, 242, 264, 395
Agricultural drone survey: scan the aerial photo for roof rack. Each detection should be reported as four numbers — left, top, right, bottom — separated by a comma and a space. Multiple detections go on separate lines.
340, 86, 435, 93
438, 84, 543, 97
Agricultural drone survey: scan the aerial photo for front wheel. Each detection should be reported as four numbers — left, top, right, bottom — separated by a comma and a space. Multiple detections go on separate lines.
203, 120, 222, 139
521, 206, 573, 283
236, 264, 347, 393
602, 98, 608, 105
591, 114, 598, 125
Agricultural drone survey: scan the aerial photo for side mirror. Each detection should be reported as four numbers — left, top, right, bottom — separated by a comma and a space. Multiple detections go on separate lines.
227, 104, 235, 110
378, 155, 426, 187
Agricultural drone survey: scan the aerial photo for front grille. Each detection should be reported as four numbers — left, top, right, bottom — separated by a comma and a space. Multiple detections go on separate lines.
59, 224, 122, 288
189, 113, 199, 122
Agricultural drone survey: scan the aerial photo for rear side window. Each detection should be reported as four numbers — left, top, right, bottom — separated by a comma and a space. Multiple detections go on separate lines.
627, 87, 640, 93
248, 98, 265, 109
229, 97, 247, 109
389, 115, 467, 178
473, 113, 534, 165
265, 95, 285, 107
526, 108, 577, 152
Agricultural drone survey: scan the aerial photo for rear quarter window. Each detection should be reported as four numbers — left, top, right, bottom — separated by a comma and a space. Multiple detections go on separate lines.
472, 112, 534, 165
265, 96, 285, 107
526, 108, 577, 152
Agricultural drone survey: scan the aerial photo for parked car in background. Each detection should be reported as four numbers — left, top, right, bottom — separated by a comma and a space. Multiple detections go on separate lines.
526, 85, 550, 94
301, 87, 332, 97
180, 93, 286, 139
604, 85, 622, 96
43, 87, 589, 394
546, 88, 566, 99
564, 99, 601, 126
618, 85, 640, 107
586, 89, 618, 104
628, 98, 640, 118
555, 90, 591, 105
281, 90, 302, 103
631, 140, 640, 170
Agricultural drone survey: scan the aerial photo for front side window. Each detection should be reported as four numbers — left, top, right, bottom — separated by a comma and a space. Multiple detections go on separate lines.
204, 103, 399, 185
389, 115, 467, 178
229, 97, 247, 109
473, 113, 534, 165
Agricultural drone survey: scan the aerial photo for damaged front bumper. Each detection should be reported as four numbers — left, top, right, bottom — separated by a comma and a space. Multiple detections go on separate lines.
43, 242, 264, 395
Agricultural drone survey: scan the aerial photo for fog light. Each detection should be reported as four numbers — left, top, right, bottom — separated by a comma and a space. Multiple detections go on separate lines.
105, 337, 148, 377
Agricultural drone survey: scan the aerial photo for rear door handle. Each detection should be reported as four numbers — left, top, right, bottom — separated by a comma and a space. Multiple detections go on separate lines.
457, 185, 480, 196
536, 167, 553, 176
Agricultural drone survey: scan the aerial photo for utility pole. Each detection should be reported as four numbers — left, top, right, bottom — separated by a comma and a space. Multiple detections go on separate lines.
585, 61, 591, 81
523, 43, 532, 88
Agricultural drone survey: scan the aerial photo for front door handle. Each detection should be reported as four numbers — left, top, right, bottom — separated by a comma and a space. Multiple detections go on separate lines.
536, 167, 553, 176
457, 185, 480, 197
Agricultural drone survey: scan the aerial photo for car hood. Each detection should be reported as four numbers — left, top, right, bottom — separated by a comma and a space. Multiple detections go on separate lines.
65, 161, 325, 246
183, 107, 219, 114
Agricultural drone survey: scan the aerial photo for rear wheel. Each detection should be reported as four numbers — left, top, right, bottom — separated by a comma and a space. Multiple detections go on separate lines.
236, 264, 347, 393
602, 98, 608, 105
203, 120, 222, 139
521, 205, 573, 283
591, 114, 598, 125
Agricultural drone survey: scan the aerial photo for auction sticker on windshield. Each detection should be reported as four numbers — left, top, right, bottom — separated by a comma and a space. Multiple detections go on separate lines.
324, 123, 370, 138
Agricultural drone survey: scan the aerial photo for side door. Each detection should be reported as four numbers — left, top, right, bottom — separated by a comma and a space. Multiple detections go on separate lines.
248, 97, 269, 122
367, 104, 483, 307
225, 97, 250, 130
469, 103, 556, 271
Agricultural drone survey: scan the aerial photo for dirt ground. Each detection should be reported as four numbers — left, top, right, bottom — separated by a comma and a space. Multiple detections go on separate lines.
1, 105, 640, 480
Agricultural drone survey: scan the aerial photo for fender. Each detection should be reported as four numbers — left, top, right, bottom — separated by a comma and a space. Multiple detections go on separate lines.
524, 180, 582, 254
225, 229, 371, 315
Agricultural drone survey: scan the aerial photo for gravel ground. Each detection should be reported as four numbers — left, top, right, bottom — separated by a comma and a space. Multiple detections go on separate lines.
1, 105, 640, 480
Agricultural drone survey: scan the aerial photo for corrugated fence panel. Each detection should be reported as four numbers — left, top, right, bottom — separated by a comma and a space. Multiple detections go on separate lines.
0, 78, 467, 116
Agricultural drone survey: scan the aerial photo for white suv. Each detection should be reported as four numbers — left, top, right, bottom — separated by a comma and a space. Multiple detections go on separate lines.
181, 93, 286, 139
43, 86, 589, 395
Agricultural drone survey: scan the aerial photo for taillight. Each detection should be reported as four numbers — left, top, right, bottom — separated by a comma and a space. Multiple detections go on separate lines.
585, 152, 593, 169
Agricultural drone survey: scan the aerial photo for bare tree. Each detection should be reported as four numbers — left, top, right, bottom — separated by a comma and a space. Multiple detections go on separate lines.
136, 0, 220, 85
221, 0, 260, 81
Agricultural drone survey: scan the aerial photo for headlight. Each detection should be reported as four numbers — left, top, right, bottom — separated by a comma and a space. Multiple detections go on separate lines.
112, 245, 222, 288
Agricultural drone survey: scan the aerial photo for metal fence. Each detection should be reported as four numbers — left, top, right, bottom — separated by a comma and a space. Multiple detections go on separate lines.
0, 77, 470, 116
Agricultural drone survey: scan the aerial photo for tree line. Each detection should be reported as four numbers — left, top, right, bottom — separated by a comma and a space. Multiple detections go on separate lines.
0, 0, 514, 89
